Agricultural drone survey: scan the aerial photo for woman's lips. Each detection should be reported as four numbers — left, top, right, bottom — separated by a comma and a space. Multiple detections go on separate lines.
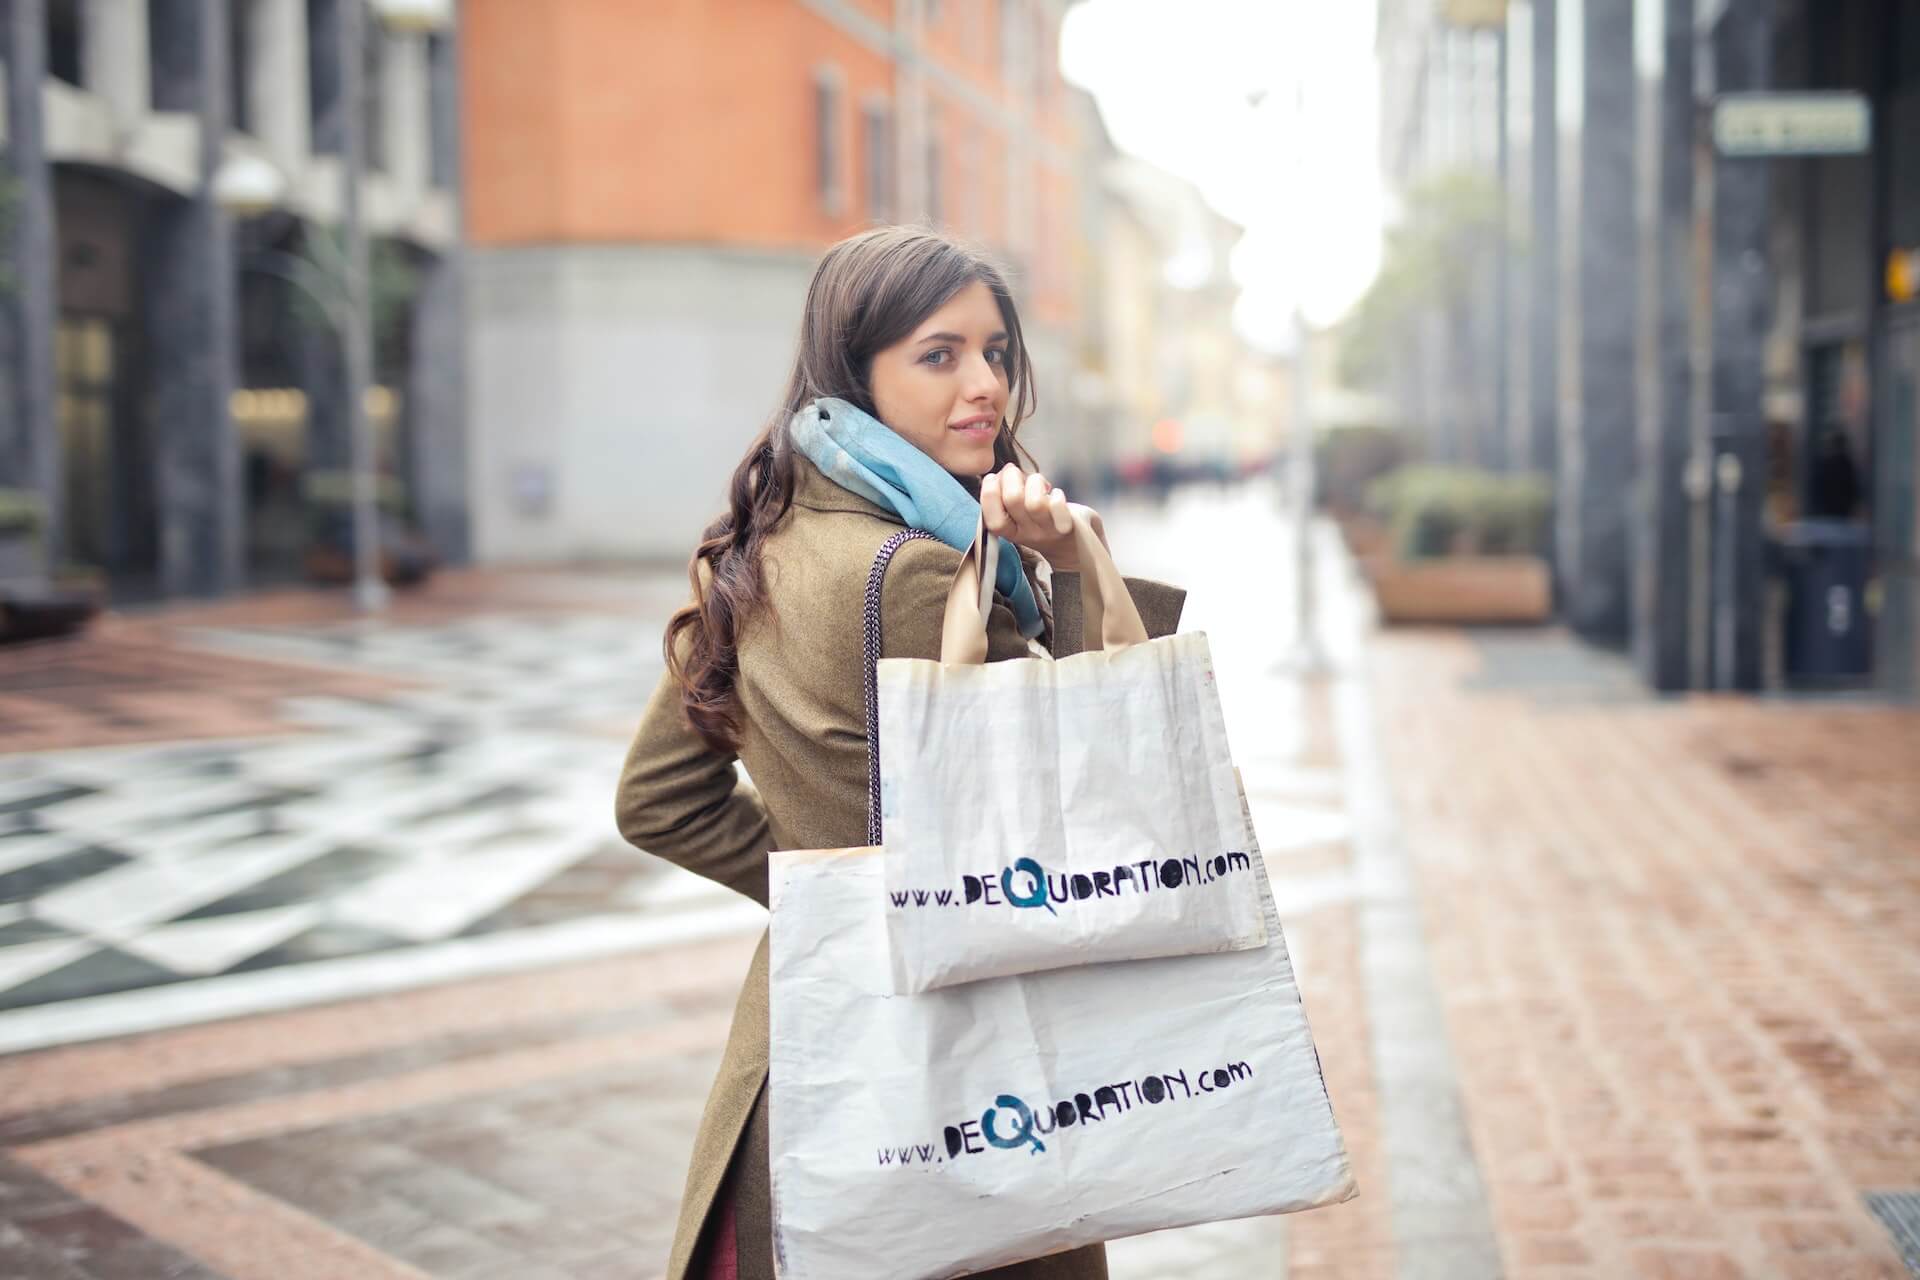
948, 416, 996, 440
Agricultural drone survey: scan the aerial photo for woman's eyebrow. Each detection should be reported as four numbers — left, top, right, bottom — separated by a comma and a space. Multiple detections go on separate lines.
915, 330, 1011, 345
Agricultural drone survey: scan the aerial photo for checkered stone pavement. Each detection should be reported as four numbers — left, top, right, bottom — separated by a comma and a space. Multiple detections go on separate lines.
0, 612, 751, 1022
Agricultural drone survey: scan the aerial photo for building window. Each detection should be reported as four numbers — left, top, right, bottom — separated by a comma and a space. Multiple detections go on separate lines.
1034, 11, 1052, 103
959, 131, 980, 236
308, 0, 341, 152
999, 0, 1023, 87
814, 69, 846, 216
925, 131, 943, 226
47, 0, 82, 86
428, 33, 457, 189
149, 0, 197, 111
863, 102, 893, 222
363, 24, 388, 172
229, 0, 254, 134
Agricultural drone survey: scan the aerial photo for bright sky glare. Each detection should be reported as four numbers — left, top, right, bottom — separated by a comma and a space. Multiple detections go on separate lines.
1059, 0, 1386, 350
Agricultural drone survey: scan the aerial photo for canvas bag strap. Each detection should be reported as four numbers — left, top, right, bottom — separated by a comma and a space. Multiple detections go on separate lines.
864, 528, 942, 846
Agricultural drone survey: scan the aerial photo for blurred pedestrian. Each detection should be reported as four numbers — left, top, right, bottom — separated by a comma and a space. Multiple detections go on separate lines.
1809, 428, 1863, 520
615, 226, 1184, 1280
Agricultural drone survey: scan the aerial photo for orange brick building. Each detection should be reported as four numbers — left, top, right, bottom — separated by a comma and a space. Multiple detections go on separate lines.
460, 0, 1088, 561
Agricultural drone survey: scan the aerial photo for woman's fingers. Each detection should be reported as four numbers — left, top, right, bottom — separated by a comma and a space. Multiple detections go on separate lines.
1047, 487, 1073, 535
981, 473, 1009, 534
1023, 471, 1049, 523
979, 467, 1091, 563
998, 465, 1025, 519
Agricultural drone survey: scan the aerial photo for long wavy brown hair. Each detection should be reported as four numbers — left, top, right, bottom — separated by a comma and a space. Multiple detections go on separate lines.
666, 226, 1039, 752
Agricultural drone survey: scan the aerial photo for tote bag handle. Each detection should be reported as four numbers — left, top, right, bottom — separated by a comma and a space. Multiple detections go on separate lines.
938, 508, 1147, 666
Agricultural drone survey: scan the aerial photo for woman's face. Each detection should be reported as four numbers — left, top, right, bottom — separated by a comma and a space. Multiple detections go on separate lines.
868, 281, 1012, 478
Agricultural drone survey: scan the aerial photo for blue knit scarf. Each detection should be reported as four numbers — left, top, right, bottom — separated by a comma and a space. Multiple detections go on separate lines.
788, 396, 1044, 640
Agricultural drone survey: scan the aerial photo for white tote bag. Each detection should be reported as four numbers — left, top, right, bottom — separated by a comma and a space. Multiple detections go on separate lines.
873, 513, 1268, 994
768, 780, 1355, 1280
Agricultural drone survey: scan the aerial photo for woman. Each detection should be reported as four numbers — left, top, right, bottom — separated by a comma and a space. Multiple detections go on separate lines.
616, 226, 1186, 1280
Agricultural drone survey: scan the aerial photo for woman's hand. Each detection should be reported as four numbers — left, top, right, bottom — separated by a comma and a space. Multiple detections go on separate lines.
979, 463, 1106, 572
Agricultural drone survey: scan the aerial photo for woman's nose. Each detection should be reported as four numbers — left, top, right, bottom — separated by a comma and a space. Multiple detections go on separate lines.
961, 352, 1000, 399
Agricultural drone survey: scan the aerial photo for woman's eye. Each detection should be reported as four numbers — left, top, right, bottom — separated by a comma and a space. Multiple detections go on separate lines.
985, 348, 1007, 366
923, 349, 951, 367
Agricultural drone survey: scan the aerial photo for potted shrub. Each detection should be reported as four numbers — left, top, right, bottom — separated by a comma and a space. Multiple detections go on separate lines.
302, 470, 439, 588
1316, 425, 1405, 559
1359, 466, 1553, 625
0, 490, 101, 643
0, 488, 42, 589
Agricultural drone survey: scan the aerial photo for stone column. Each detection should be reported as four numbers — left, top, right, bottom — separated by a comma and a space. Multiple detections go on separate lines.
147, 0, 243, 596
252, 0, 312, 168
1703, 0, 1774, 690
1631, 0, 1698, 690
383, 31, 429, 201
407, 16, 469, 564
1556, 0, 1638, 644
1529, 0, 1560, 483
1, 0, 61, 576
82, 0, 151, 127
408, 249, 470, 564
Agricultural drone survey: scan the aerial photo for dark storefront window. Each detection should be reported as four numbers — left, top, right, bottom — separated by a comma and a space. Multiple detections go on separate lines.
54, 170, 157, 592
56, 318, 118, 569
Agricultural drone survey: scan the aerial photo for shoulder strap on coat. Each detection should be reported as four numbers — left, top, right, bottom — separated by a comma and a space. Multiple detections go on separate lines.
863, 528, 941, 846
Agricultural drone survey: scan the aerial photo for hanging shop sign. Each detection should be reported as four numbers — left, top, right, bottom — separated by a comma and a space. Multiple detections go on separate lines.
1713, 92, 1872, 157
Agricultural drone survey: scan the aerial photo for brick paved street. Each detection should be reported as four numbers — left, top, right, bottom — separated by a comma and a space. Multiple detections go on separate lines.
1376, 632, 1920, 1280
0, 491, 1914, 1278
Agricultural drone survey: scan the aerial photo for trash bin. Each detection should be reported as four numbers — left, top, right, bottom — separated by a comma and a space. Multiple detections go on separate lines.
1775, 519, 1873, 684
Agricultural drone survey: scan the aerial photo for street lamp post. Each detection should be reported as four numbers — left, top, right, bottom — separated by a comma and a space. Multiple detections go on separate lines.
1283, 68, 1328, 675
338, 0, 387, 612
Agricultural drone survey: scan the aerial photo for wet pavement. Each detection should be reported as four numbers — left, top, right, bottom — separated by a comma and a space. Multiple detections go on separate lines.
0, 573, 757, 1047
0, 486, 1915, 1279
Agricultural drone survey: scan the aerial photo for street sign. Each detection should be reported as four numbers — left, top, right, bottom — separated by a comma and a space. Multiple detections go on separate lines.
1442, 0, 1507, 28
1713, 92, 1872, 157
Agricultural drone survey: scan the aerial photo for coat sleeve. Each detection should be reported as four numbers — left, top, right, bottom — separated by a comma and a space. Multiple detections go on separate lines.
1049, 571, 1187, 656
877, 536, 967, 660
879, 536, 1044, 662
614, 660, 773, 908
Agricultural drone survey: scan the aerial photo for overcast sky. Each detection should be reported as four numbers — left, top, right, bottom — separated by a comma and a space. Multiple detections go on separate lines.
1059, 0, 1386, 350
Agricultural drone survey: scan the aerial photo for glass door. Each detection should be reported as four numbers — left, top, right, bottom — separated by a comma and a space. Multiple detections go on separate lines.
55, 315, 117, 573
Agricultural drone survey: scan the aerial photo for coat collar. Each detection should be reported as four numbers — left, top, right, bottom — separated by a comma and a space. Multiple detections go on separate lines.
789, 453, 905, 523
786, 453, 1053, 637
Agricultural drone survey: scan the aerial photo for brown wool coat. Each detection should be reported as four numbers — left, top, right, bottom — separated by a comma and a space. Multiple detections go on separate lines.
616, 458, 1186, 1280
